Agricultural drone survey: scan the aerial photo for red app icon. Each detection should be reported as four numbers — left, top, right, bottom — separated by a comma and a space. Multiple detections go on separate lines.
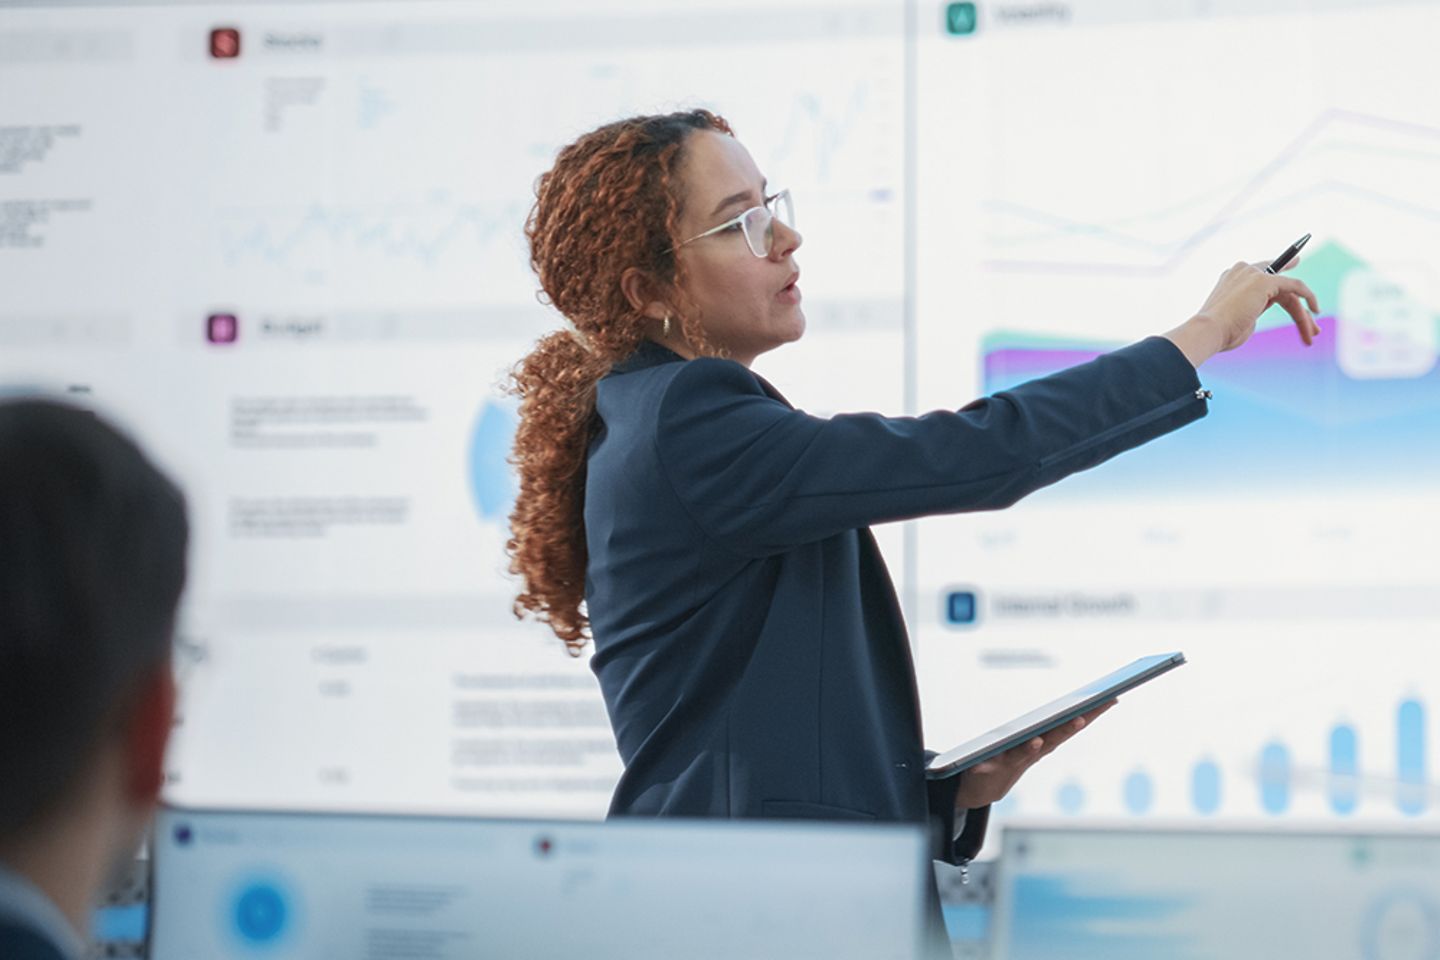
209, 27, 241, 59
207, 313, 239, 344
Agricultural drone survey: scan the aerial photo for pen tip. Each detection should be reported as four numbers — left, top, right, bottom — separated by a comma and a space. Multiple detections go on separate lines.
1298, 232, 1311, 244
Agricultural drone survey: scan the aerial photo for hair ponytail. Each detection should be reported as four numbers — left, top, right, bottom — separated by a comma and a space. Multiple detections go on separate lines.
506, 330, 608, 654
507, 109, 732, 652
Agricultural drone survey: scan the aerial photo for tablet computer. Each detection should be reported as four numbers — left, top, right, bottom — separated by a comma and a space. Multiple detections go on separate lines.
925, 651, 1186, 779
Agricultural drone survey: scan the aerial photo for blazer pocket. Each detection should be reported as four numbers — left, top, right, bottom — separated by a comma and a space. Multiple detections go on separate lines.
761, 800, 877, 821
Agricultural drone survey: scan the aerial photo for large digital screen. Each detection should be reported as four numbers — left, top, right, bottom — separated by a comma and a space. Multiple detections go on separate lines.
3, 0, 1437, 830
0, 0, 907, 816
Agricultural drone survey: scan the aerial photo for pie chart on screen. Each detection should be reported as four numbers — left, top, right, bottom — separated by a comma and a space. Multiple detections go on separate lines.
468, 400, 519, 522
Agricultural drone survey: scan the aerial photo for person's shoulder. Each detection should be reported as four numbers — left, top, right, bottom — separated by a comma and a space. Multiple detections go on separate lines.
0, 919, 68, 960
661, 356, 767, 407
605, 354, 768, 418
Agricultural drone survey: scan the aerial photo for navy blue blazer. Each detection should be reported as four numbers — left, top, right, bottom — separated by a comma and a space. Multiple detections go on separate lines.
584, 336, 1206, 862
0, 920, 68, 960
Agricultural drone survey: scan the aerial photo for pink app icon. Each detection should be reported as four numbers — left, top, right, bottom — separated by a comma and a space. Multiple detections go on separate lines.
210, 27, 241, 59
207, 313, 239, 344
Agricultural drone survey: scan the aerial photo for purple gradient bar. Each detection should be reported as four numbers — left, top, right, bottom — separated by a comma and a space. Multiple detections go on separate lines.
985, 348, 1105, 390
985, 315, 1440, 428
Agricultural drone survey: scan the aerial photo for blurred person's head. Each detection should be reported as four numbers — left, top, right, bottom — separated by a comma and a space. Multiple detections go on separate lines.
510, 109, 803, 651
0, 398, 187, 933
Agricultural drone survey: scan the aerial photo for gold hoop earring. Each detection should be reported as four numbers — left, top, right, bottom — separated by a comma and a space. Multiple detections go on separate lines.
662, 316, 672, 338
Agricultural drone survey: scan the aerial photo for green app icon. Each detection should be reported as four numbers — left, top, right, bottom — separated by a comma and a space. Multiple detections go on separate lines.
946, 1, 978, 35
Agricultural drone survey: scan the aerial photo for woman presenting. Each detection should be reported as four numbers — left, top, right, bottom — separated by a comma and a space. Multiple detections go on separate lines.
506, 110, 1317, 875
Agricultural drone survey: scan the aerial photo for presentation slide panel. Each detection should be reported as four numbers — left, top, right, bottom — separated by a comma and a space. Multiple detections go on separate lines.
913, 0, 1440, 823
0, 0, 911, 814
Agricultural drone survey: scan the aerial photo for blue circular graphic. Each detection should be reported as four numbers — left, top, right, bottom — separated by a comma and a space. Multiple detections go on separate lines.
234, 884, 288, 944
468, 400, 519, 522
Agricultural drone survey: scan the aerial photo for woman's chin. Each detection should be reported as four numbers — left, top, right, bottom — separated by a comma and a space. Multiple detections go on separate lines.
785, 309, 807, 342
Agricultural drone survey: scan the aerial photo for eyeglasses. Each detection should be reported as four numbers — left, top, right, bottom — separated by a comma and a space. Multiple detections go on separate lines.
674, 189, 795, 258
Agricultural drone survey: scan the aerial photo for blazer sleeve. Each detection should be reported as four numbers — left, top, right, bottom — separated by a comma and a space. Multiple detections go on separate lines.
924, 761, 990, 866
654, 336, 1207, 557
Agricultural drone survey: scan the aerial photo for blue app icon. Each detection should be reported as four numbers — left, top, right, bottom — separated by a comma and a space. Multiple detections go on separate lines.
946, 590, 978, 625
234, 883, 288, 944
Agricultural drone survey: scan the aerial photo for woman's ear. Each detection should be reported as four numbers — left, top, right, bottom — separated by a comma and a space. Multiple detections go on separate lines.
620, 267, 671, 321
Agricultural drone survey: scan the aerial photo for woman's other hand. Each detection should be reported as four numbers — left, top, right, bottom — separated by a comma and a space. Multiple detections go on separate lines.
1165, 259, 1320, 368
953, 701, 1115, 810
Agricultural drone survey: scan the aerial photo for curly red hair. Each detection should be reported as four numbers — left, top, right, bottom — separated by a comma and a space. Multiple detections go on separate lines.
508, 109, 732, 654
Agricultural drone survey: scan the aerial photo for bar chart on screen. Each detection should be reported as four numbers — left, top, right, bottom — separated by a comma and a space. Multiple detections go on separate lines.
1029, 694, 1437, 821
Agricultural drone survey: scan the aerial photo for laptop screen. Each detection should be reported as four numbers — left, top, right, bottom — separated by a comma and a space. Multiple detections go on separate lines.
991, 824, 1440, 960
149, 806, 930, 960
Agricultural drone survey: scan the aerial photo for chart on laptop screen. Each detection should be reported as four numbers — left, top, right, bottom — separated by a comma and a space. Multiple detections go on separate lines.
913, 2, 1440, 824
992, 827, 1440, 960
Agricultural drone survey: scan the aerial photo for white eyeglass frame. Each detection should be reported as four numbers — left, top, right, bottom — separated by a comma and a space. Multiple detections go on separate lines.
673, 189, 793, 258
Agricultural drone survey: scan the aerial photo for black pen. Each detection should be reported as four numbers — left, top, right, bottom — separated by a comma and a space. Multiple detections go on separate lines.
1264, 232, 1311, 274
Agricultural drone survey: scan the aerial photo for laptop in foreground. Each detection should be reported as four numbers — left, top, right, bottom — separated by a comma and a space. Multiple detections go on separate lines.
149, 805, 931, 960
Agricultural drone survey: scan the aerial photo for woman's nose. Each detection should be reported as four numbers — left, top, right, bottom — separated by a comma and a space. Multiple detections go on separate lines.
770, 220, 802, 260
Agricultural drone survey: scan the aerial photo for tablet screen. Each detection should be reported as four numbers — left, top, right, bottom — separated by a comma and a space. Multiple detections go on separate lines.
926, 652, 1185, 779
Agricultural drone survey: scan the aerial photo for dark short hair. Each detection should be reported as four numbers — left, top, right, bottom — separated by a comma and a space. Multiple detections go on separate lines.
0, 398, 188, 837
